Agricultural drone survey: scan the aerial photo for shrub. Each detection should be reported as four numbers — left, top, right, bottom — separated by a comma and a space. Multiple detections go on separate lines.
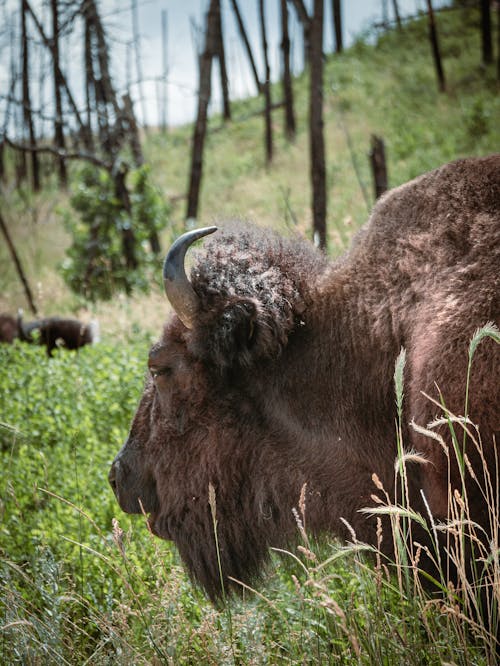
60, 164, 172, 301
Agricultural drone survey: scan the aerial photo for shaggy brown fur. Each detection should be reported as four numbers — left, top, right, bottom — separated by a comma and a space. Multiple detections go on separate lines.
110, 155, 499, 605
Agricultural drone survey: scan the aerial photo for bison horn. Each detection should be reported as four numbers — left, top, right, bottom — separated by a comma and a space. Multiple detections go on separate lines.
163, 226, 217, 329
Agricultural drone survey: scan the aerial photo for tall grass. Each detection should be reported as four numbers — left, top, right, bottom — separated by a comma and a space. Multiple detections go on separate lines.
1, 326, 498, 664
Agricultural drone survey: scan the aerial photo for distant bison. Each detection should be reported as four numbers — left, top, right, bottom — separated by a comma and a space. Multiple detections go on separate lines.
18, 313, 99, 356
0, 313, 19, 343
109, 155, 499, 604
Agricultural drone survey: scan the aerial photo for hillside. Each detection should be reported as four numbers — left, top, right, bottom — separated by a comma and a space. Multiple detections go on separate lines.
0, 4, 498, 339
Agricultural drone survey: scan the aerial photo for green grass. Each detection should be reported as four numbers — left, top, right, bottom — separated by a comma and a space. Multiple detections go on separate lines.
1, 4, 499, 663
0, 336, 498, 663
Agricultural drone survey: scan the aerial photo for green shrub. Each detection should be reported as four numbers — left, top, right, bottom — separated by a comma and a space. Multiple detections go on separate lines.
60, 164, 172, 301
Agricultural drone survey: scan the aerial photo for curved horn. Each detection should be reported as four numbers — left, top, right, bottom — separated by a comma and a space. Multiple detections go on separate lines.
163, 226, 217, 329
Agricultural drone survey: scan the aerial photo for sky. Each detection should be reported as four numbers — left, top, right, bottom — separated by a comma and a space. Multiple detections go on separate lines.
105, 0, 432, 127
0, 0, 442, 131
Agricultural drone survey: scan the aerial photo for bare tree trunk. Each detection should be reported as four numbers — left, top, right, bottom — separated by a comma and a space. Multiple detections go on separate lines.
131, 0, 148, 129
50, 0, 67, 187
259, 0, 273, 165
160, 9, 168, 131
309, 0, 326, 249
84, 15, 95, 151
229, 0, 262, 93
0, 212, 38, 315
332, 0, 343, 52
121, 93, 143, 167
214, 1, 230, 120
391, 0, 402, 30
1, 50, 18, 183
21, 0, 40, 191
280, 0, 296, 140
122, 93, 160, 255
480, 0, 493, 65
0, 142, 4, 183
112, 161, 138, 271
497, 1, 500, 81
381, 0, 388, 27
369, 135, 388, 199
82, 0, 128, 158
26, 0, 91, 149
425, 0, 446, 92
289, 0, 311, 65
186, 0, 219, 221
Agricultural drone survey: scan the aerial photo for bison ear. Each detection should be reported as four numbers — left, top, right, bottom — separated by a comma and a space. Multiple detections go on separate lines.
193, 297, 260, 369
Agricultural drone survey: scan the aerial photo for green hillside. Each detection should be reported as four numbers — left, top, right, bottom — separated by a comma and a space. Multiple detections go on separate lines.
0, 4, 498, 338
149, 5, 499, 242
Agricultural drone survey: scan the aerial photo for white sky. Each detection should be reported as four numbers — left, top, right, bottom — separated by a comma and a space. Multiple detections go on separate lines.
116, 0, 429, 126
0, 0, 442, 130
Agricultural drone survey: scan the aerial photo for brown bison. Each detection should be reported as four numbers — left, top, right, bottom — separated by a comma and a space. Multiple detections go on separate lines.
109, 155, 499, 606
0, 313, 19, 343
18, 313, 99, 356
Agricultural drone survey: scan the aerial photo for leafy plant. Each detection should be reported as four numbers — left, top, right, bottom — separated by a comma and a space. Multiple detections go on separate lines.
60, 164, 172, 301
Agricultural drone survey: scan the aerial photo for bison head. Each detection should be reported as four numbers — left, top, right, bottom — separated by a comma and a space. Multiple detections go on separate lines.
109, 224, 325, 600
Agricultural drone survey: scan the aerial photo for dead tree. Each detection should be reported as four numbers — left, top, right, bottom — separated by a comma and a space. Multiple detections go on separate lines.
0, 137, 4, 183
381, 0, 388, 27
80, 1, 148, 262
480, 0, 493, 66
259, 0, 273, 164
50, 0, 67, 186
289, 0, 311, 65
0, 213, 38, 315
369, 135, 388, 199
83, 13, 95, 151
498, 1, 500, 81
131, 0, 148, 129
21, 0, 40, 191
309, 0, 326, 249
332, 0, 343, 52
25, 0, 91, 150
35, 0, 97, 145
82, 0, 120, 154
214, 0, 230, 120
229, 0, 262, 93
186, 0, 219, 221
391, 0, 402, 31
1, 28, 18, 183
280, 0, 296, 140
122, 93, 161, 254
425, 0, 446, 92
113, 161, 138, 270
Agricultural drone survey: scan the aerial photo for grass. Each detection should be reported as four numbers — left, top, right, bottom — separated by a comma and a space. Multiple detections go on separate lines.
0, 326, 498, 663
0, 4, 499, 663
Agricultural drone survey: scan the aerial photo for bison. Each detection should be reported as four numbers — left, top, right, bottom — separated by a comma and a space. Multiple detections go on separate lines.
109, 155, 499, 609
0, 313, 19, 343
17, 312, 99, 356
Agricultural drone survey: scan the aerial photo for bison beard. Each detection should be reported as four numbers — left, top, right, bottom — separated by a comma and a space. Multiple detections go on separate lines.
109, 155, 500, 612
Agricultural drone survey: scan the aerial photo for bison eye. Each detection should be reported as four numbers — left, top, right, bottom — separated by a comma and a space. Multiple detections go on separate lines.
150, 366, 172, 379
